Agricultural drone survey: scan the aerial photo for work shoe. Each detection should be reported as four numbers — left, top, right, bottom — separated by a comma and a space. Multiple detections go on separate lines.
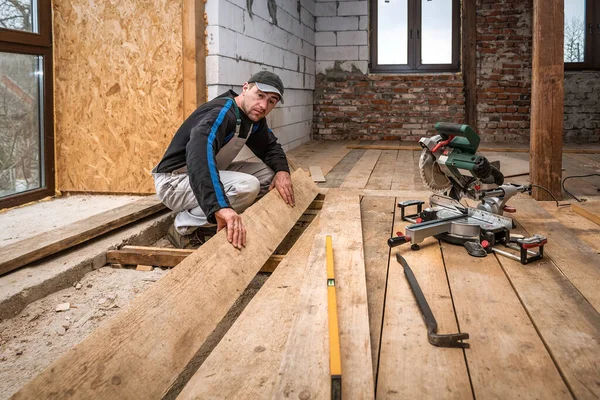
167, 224, 217, 249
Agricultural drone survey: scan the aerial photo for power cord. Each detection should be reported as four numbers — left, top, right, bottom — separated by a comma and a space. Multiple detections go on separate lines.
530, 184, 571, 207
561, 173, 600, 203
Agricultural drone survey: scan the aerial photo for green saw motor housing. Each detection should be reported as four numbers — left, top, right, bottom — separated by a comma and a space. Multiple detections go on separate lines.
433, 122, 494, 181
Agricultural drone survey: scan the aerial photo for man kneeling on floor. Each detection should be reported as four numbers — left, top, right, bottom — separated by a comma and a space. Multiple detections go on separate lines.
152, 71, 295, 249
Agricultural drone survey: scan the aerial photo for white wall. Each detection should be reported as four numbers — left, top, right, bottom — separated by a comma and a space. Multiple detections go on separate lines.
314, 0, 368, 74
205, 0, 316, 153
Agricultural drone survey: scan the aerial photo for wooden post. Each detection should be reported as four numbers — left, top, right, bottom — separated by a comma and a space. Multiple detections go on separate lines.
530, 0, 564, 200
182, 0, 206, 119
462, 0, 477, 129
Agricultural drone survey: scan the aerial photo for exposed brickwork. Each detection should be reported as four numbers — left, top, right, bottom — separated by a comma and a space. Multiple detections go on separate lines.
476, 0, 533, 143
313, 70, 465, 141
313, 0, 600, 143
564, 71, 600, 143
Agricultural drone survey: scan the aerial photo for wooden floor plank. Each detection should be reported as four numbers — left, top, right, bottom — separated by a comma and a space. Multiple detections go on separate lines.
360, 196, 395, 379
511, 195, 600, 310
177, 217, 320, 399
287, 140, 358, 177
13, 170, 319, 400
376, 194, 472, 399
441, 242, 571, 399
309, 166, 326, 182
366, 150, 398, 190
340, 150, 382, 189
0, 196, 167, 276
319, 149, 366, 188
571, 201, 600, 227
274, 190, 374, 399
496, 222, 600, 400
561, 154, 600, 198
539, 202, 600, 253
390, 150, 415, 190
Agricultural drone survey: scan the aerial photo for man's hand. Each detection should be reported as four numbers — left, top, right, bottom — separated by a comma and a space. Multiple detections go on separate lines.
215, 208, 246, 249
269, 171, 295, 206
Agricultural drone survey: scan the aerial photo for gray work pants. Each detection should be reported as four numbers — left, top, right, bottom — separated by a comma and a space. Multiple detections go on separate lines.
153, 161, 275, 235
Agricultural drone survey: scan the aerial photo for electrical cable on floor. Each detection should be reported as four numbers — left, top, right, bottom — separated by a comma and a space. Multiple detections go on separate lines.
561, 173, 600, 203
530, 184, 570, 208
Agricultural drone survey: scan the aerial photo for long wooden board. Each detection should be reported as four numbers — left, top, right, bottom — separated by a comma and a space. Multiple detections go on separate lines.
13, 170, 319, 399
496, 223, 600, 399
319, 149, 367, 188
340, 150, 382, 189
539, 202, 600, 253
309, 166, 326, 182
441, 242, 571, 399
511, 195, 600, 310
177, 217, 320, 399
365, 150, 398, 190
274, 190, 375, 398
360, 196, 395, 379
377, 193, 471, 399
571, 201, 600, 227
0, 196, 167, 276
107, 246, 286, 272
390, 150, 415, 190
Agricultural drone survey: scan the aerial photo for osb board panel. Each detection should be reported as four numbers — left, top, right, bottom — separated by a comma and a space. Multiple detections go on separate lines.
54, 0, 184, 193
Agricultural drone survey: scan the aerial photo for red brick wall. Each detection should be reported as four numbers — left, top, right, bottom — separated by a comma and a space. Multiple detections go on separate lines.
313, 0, 599, 143
476, 0, 532, 143
313, 72, 465, 141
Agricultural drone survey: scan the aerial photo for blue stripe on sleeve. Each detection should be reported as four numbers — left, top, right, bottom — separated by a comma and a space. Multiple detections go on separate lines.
207, 99, 233, 207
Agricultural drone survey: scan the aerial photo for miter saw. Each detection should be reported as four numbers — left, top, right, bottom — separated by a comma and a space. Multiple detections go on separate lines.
388, 122, 547, 265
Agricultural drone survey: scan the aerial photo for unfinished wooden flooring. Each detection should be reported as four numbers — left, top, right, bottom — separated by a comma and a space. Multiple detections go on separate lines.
11, 140, 599, 399
287, 140, 600, 399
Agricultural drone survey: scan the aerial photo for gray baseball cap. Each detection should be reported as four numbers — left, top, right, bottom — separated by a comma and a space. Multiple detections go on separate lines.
248, 71, 284, 104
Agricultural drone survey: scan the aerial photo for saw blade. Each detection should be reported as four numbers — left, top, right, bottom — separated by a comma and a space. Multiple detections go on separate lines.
419, 148, 452, 192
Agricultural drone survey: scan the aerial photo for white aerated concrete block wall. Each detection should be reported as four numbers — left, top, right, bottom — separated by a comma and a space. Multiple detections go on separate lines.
205, 0, 316, 153
314, 0, 369, 74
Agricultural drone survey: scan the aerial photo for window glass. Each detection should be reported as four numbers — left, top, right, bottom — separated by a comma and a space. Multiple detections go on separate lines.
378, 0, 408, 65
0, 52, 43, 197
0, 0, 38, 33
421, 0, 453, 64
564, 0, 586, 62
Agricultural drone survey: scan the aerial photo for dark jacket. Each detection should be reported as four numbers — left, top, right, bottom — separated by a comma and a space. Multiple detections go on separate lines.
153, 90, 289, 223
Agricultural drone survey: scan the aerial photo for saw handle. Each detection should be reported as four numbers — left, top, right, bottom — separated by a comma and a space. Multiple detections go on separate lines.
388, 234, 411, 247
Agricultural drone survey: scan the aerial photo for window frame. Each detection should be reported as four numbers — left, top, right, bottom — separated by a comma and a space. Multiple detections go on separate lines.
565, 0, 598, 70
0, 0, 54, 210
370, 0, 461, 74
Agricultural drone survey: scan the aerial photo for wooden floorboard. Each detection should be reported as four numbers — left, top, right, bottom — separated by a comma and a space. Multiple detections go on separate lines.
540, 202, 600, 253
13, 171, 319, 400
0, 196, 167, 276
496, 222, 600, 400
512, 195, 600, 311
390, 150, 415, 190
319, 149, 367, 188
441, 242, 571, 399
366, 150, 398, 190
340, 150, 382, 189
377, 192, 472, 399
571, 201, 600, 227
177, 217, 320, 399
274, 190, 374, 398
360, 196, 395, 379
